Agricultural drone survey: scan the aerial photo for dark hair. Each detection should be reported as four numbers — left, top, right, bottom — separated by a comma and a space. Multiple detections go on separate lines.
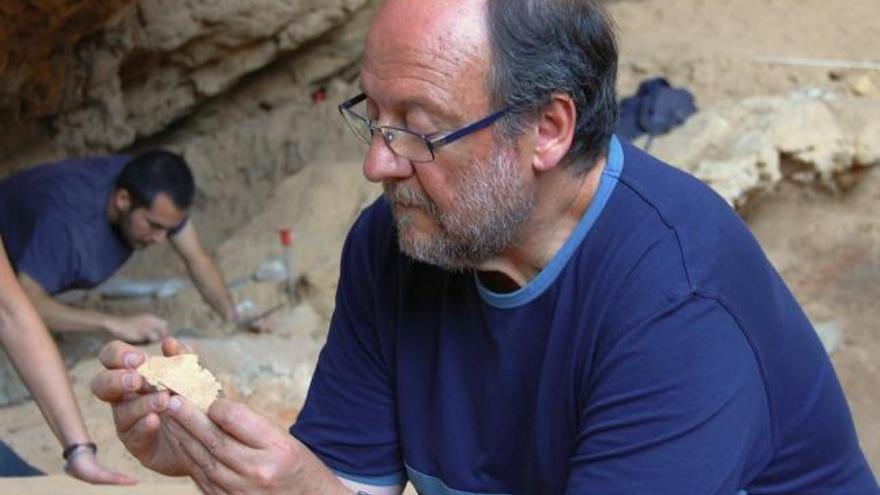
115, 149, 195, 210
486, 0, 619, 173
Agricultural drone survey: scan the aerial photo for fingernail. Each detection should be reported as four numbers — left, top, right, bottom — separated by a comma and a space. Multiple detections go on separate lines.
151, 394, 165, 410
124, 352, 142, 368
123, 373, 137, 390
169, 396, 182, 411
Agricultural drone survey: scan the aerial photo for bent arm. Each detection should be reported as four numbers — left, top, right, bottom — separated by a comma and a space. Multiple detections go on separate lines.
169, 221, 236, 321
18, 274, 168, 343
0, 241, 92, 450
18, 272, 115, 334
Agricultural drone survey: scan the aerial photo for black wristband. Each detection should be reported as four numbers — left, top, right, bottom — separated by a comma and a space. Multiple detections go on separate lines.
62, 442, 97, 461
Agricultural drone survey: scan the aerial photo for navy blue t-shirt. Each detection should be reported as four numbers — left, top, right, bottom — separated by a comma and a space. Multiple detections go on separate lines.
0, 156, 132, 294
292, 137, 877, 494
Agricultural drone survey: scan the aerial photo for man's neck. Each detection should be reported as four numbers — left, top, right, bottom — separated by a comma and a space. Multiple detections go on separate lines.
477, 156, 606, 292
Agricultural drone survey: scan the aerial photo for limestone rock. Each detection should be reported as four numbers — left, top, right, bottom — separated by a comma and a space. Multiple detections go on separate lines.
850, 74, 879, 97
649, 94, 880, 209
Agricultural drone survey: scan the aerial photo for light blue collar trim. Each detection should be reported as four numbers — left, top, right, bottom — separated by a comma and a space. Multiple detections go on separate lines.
477, 135, 624, 309
406, 464, 509, 495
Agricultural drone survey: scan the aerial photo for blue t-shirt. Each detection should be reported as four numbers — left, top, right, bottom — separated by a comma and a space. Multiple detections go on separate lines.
0, 156, 132, 294
292, 137, 877, 494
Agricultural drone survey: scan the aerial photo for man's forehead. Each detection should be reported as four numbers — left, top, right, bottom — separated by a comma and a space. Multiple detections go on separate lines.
363, 0, 491, 116
146, 193, 185, 224
367, 0, 487, 62
357, 77, 458, 119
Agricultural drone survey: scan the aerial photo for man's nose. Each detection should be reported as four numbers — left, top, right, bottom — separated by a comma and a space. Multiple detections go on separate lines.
363, 135, 414, 183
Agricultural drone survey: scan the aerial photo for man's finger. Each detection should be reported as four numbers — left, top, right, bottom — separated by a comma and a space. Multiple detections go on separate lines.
160, 336, 194, 356
112, 391, 168, 433
165, 396, 256, 477
190, 468, 231, 495
98, 341, 146, 369
120, 412, 162, 458
209, 399, 277, 450
164, 412, 241, 493
91, 369, 146, 403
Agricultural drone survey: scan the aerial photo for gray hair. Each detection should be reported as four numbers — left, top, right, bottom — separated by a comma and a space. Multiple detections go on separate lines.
486, 0, 619, 173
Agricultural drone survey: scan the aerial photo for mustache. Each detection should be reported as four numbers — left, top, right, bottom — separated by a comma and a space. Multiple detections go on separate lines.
383, 181, 438, 216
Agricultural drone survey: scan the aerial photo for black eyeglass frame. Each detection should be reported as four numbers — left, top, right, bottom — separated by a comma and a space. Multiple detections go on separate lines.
338, 93, 511, 162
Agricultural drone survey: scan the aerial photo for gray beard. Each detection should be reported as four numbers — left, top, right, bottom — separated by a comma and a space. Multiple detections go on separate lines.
384, 145, 535, 270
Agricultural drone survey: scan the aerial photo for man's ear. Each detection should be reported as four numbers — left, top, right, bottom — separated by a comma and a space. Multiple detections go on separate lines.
531, 93, 576, 172
114, 188, 132, 212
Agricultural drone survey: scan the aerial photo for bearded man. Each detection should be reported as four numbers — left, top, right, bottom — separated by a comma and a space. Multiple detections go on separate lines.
92, 1, 877, 494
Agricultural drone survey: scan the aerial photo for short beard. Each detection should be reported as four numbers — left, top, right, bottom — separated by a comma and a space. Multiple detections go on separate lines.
384, 143, 535, 270
114, 209, 140, 250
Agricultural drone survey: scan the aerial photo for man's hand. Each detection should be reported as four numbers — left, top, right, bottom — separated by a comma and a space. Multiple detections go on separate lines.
64, 449, 137, 485
236, 314, 274, 334
105, 314, 169, 343
162, 397, 350, 495
90, 337, 191, 476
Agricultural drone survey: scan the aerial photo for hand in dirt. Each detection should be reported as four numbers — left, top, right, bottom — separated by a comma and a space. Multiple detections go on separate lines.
90, 337, 196, 477
64, 449, 137, 485
106, 314, 169, 343
239, 316, 273, 334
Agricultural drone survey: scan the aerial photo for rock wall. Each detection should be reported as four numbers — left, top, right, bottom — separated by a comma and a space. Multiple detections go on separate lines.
1, 0, 377, 247
650, 93, 880, 210
0, 0, 135, 159
0, 0, 374, 171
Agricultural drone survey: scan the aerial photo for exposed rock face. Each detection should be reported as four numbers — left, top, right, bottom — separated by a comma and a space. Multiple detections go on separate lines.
649, 94, 880, 209
0, 0, 373, 170
0, 0, 135, 156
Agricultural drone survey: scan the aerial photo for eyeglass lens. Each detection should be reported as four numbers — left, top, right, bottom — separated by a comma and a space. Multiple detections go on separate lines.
342, 110, 434, 162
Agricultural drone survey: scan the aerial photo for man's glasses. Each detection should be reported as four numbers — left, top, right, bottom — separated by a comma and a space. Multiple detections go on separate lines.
339, 93, 510, 163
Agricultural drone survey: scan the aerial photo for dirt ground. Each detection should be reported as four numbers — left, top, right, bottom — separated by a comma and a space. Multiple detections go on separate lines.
1, 0, 877, 491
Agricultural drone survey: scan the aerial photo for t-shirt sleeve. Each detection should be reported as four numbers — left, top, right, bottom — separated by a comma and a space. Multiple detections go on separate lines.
290, 205, 405, 487
566, 295, 770, 495
16, 214, 78, 295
